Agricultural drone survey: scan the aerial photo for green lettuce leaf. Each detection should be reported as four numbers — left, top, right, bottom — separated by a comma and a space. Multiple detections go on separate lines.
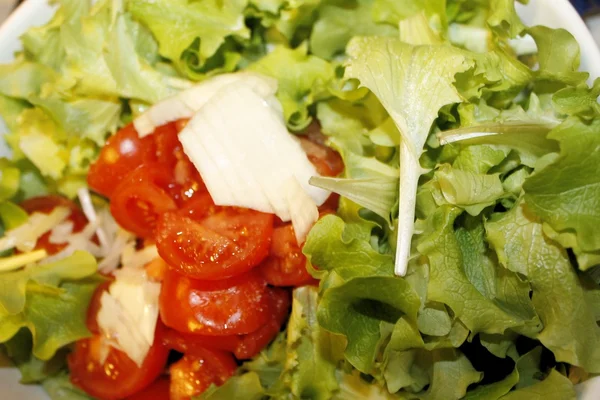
487, 0, 525, 38
501, 369, 575, 400
553, 78, 600, 119
128, 0, 249, 76
486, 201, 600, 372
0, 252, 102, 360
317, 276, 421, 373
527, 26, 589, 86
310, 0, 397, 60
523, 117, 600, 252
417, 206, 540, 335
345, 35, 471, 275
249, 44, 335, 130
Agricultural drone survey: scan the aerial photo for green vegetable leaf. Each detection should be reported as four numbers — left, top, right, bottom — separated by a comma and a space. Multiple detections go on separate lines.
0, 202, 28, 231
0, 159, 20, 202
553, 78, 600, 119
249, 44, 335, 130
524, 117, 600, 252
317, 276, 421, 373
310, 0, 397, 60
0, 252, 102, 360
435, 164, 505, 216
528, 26, 589, 86
199, 373, 265, 400
486, 202, 600, 372
417, 206, 540, 335
423, 348, 482, 400
501, 369, 575, 400
345, 36, 471, 276
128, 0, 249, 75
487, 0, 525, 38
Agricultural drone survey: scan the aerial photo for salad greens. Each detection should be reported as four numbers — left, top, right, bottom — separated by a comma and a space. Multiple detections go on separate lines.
0, 0, 599, 399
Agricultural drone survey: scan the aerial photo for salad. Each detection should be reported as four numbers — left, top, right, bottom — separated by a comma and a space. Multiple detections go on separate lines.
0, 0, 599, 399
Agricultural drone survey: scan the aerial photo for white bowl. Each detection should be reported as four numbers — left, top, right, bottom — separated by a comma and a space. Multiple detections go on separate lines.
0, 0, 599, 399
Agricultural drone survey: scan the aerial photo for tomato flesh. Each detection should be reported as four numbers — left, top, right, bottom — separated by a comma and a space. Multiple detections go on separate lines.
159, 269, 270, 336
259, 224, 316, 287
87, 124, 157, 198
156, 194, 273, 280
126, 377, 170, 400
19, 195, 88, 255
110, 164, 178, 238
170, 349, 236, 400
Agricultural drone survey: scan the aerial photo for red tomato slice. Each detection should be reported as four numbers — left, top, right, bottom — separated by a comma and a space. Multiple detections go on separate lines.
126, 377, 170, 400
299, 124, 344, 177
154, 122, 181, 169
161, 288, 289, 360
259, 224, 317, 287
235, 288, 290, 359
170, 349, 236, 400
159, 269, 270, 336
19, 195, 88, 255
68, 326, 169, 400
87, 124, 157, 198
110, 164, 178, 238
155, 194, 273, 280
162, 328, 238, 355
85, 280, 113, 334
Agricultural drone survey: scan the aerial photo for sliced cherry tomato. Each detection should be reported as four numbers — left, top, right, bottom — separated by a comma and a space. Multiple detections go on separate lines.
110, 164, 178, 238
162, 328, 238, 355
127, 377, 170, 400
87, 124, 157, 197
170, 349, 236, 400
259, 224, 316, 287
69, 326, 169, 400
235, 288, 290, 359
299, 123, 344, 177
19, 195, 88, 255
156, 194, 273, 280
153, 122, 181, 168
159, 269, 270, 336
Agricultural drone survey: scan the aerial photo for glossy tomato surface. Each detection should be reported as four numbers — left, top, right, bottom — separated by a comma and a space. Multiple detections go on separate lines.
87, 124, 157, 198
156, 194, 273, 280
110, 164, 178, 238
126, 377, 170, 400
19, 195, 88, 255
159, 269, 270, 336
170, 349, 236, 400
259, 224, 316, 287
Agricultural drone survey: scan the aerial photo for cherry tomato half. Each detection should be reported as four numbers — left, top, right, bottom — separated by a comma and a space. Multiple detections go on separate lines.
235, 288, 290, 359
87, 124, 157, 198
155, 194, 273, 280
110, 164, 178, 238
299, 123, 344, 177
159, 269, 270, 336
161, 288, 290, 360
69, 330, 169, 400
126, 377, 170, 400
259, 224, 316, 287
19, 195, 88, 255
170, 349, 236, 400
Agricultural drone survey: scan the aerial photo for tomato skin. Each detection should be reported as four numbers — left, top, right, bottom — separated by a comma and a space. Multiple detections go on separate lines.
68, 325, 169, 400
156, 195, 273, 280
235, 288, 290, 359
126, 377, 170, 400
85, 280, 113, 334
259, 224, 316, 287
159, 269, 270, 336
110, 164, 178, 238
154, 122, 181, 169
161, 288, 289, 360
87, 124, 157, 198
19, 195, 88, 255
170, 349, 236, 400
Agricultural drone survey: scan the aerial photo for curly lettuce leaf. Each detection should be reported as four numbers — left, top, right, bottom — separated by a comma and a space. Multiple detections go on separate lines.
345, 36, 471, 276
248, 44, 335, 130
523, 117, 600, 252
486, 202, 600, 372
128, 0, 249, 76
310, 0, 397, 60
0, 252, 102, 360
